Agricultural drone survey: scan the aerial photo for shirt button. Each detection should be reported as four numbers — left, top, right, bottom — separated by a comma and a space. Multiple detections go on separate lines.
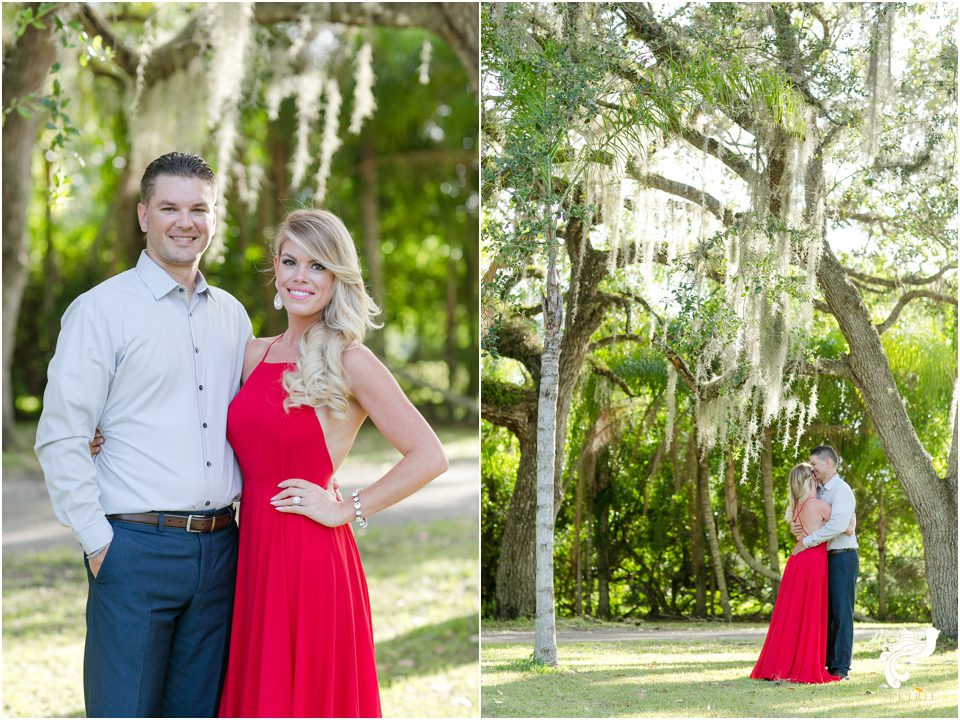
178, 288, 184, 293
188, 313, 192, 317
202, 422, 208, 428
199, 385, 203, 391
205, 501, 211, 506
206, 461, 212, 467
195, 348, 199, 353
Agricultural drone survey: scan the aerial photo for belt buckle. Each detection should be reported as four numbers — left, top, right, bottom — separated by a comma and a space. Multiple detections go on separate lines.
185, 514, 205, 533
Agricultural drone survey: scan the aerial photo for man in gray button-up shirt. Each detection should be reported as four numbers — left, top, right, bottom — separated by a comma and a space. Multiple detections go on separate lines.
794, 445, 859, 679
35, 152, 251, 717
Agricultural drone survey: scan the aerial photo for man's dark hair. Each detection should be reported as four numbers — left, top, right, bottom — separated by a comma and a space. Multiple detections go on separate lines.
140, 152, 216, 205
810, 445, 839, 466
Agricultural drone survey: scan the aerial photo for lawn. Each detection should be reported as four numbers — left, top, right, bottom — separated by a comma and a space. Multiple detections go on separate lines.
3, 519, 478, 718
4, 419, 478, 717
481, 629, 957, 718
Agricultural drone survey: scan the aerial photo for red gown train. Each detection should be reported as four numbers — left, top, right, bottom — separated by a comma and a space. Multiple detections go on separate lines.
750, 498, 841, 684
219, 350, 382, 717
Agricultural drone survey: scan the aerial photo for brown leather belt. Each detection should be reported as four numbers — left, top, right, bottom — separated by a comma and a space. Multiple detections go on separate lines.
827, 548, 858, 556
107, 510, 233, 533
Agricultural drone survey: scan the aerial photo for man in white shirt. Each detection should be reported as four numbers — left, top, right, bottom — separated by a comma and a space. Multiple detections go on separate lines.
35, 152, 252, 717
794, 445, 859, 679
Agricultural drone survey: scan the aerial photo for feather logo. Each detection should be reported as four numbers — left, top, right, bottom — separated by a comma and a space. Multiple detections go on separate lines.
880, 626, 939, 689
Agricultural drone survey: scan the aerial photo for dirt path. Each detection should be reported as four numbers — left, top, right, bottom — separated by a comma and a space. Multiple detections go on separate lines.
482, 625, 916, 644
2, 458, 478, 556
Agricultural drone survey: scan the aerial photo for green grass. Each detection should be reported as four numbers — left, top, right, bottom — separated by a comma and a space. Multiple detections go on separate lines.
3, 518, 479, 718
482, 616, 773, 632
482, 638, 958, 717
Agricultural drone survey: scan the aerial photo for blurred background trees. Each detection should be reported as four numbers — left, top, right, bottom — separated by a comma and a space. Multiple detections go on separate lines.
3, 2, 479, 443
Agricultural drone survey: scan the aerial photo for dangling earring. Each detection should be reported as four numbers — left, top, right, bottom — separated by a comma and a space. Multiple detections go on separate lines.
274, 292, 283, 310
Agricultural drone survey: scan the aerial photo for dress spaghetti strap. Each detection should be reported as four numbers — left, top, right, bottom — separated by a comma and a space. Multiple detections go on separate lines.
257, 334, 284, 366
793, 496, 816, 536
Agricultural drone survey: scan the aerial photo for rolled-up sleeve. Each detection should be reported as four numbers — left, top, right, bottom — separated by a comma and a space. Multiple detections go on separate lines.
803, 484, 856, 548
35, 295, 118, 554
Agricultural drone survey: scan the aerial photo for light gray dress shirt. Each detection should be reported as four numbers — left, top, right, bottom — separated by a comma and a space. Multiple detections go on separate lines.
803, 473, 858, 551
35, 251, 252, 554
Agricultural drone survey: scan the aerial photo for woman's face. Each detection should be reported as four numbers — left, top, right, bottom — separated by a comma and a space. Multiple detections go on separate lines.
274, 239, 335, 322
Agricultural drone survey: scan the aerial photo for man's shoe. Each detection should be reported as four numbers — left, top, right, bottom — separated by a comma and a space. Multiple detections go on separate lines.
829, 669, 849, 680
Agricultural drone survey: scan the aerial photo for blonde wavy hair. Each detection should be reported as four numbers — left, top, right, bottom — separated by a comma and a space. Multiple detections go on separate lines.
274, 209, 381, 419
784, 462, 816, 523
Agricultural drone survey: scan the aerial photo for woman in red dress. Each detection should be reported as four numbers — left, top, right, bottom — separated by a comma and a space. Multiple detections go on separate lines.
218, 209, 448, 717
750, 463, 847, 684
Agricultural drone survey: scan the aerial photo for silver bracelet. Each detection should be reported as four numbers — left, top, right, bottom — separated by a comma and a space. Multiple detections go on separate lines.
351, 489, 368, 528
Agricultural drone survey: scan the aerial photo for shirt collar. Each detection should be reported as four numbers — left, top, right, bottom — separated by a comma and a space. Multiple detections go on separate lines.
822, 473, 840, 489
135, 250, 213, 301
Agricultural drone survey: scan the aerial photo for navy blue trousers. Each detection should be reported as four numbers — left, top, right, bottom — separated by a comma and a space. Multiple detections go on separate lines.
826, 549, 858, 676
83, 512, 238, 717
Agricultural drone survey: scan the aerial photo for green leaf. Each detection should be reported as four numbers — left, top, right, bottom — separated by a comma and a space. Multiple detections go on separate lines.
38, 97, 57, 110
15, 105, 32, 119
45, 122, 57, 130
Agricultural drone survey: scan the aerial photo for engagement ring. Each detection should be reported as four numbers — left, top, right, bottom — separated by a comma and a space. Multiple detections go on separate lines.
293, 496, 302, 505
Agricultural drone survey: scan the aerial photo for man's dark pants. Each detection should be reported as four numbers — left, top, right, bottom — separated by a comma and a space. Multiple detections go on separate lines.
826, 549, 858, 676
83, 511, 238, 717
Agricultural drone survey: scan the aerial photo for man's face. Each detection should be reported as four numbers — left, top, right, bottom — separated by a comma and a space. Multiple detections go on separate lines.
137, 175, 217, 274
808, 454, 834, 484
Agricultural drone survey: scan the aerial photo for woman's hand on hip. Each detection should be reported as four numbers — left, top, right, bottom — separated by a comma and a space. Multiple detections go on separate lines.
271, 478, 350, 527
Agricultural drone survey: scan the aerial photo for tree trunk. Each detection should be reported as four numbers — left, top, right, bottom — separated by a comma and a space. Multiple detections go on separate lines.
492, 413, 538, 617
800, 129, 957, 638
595, 451, 612, 619
360, 142, 385, 357
698, 451, 731, 619
817, 242, 958, 638
723, 451, 780, 582
573, 460, 585, 615
534, 248, 562, 664
462, 199, 479, 400
877, 478, 887, 620
688, 429, 707, 617
40, 156, 59, 350
760, 427, 781, 599
489, 215, 607, 618
2, 7, 62, 448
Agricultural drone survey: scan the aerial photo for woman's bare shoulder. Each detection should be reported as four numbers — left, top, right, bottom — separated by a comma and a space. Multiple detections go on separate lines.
342, 343, 389, 377
802, 497, 831, 519
242, 336, 278, 379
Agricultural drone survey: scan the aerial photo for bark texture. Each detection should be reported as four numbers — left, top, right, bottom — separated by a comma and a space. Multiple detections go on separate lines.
534, 244, 563, 664
2, 6, 62, 448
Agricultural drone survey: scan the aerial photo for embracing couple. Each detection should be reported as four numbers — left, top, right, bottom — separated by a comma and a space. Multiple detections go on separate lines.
751, 445, 859, 684
35, 152, 448, 717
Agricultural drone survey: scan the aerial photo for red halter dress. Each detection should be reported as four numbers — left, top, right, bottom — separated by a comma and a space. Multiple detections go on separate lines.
750, 497, 841, 683
219, 340, 381, 717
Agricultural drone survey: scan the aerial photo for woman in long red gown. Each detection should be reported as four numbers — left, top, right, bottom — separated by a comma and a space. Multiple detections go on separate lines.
750, 463, 842, 684
218, 209, 448, 717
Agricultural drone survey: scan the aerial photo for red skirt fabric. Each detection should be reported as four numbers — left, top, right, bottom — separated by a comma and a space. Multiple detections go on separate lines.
751, 543, 841, 684
218, 360, 381, 717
